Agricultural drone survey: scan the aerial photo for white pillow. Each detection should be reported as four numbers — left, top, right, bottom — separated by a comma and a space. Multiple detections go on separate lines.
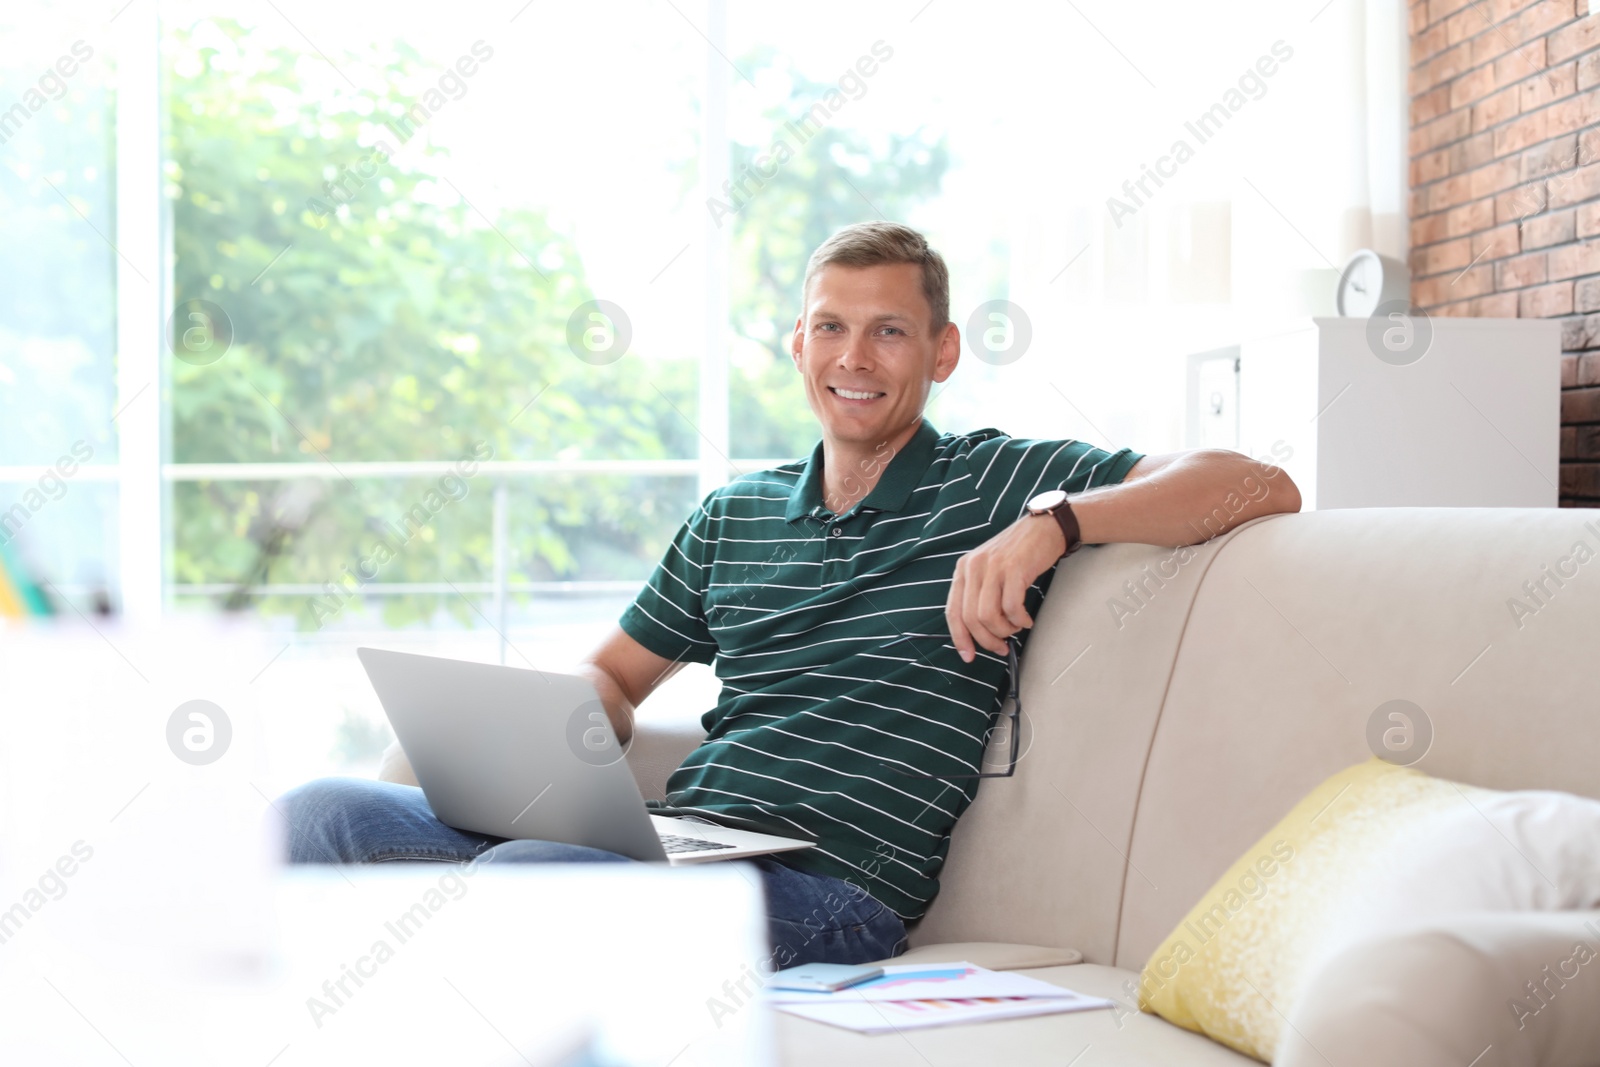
1138, 760, 1600, 1062
1321, 787, 1600, 947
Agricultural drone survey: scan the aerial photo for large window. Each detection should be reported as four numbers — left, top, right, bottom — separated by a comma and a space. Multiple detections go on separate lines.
0, 4, 119, 609
166, 9, 707, 636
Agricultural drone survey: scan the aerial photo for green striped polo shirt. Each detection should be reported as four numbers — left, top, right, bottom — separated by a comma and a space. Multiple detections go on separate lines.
622, 418, 1143, 920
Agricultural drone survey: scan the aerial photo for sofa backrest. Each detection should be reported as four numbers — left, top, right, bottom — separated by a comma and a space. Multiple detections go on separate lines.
911, 508, 1600, 969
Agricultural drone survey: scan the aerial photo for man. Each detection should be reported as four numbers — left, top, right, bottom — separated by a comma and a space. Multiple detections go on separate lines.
280, 222, 1300, 970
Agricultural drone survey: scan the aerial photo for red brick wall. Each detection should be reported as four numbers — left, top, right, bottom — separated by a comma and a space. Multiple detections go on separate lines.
1409, 0, 1600, 505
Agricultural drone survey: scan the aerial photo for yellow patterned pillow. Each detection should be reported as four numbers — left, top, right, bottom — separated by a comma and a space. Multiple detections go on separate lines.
1137, 759, 1489, 1061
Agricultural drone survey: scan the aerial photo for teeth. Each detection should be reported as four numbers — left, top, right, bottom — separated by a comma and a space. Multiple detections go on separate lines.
834, 388, 883, 400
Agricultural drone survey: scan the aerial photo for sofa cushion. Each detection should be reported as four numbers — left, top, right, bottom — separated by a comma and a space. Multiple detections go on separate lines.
866, 942, 1083, 971
908, 533, 1239, 962
1139, 758, 1600, 1061
1117, 508, 1600, 975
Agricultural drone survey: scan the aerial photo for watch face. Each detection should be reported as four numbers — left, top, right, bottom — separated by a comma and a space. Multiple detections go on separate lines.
1027, 488, 1068, 513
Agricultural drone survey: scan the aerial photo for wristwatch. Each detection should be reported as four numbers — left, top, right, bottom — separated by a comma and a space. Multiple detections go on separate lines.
1026, 488, 1081, 557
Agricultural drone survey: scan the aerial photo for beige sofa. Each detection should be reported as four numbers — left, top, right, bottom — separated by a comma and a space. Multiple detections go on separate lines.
384, 507, 1600, 1064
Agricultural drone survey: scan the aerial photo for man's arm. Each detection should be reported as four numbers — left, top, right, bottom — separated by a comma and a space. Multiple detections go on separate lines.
1069, 448, 1300, 546
575, 625, 692, 746
946, 448, 1300, 662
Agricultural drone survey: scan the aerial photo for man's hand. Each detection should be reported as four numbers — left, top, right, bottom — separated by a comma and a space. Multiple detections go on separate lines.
577, 626, 690, 745
945, 514, 1065, 663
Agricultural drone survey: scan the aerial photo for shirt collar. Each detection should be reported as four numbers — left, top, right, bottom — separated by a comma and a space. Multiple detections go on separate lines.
785, 418, 942, 522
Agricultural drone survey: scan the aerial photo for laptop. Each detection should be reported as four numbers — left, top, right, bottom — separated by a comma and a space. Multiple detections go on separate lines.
355, 647, 816, 865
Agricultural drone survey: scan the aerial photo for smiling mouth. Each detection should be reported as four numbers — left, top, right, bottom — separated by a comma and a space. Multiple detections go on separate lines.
829, 387, 886, 401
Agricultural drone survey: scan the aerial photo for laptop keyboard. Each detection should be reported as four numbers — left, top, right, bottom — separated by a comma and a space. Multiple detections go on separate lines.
658, 833, 736, 855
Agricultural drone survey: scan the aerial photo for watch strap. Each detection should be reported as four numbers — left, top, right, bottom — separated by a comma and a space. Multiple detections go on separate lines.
1030, 492, 1081, 559
1051, 497, 1082, 557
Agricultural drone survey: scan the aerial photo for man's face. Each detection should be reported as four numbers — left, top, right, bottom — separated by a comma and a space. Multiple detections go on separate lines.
790, 262, 959, 447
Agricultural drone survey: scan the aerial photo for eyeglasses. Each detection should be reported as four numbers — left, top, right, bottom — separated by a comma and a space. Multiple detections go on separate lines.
875, 631, 1024, 780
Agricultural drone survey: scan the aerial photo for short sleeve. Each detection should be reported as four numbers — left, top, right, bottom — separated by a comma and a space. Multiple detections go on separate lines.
617, 492, 720, 665
970, 436, 1144, 529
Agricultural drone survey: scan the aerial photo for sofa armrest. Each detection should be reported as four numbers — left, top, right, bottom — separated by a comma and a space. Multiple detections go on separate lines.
377, 739, 418, 786
625, 720, 706, 803
373, 722, 705, 804
1278, 911, 1600, 1067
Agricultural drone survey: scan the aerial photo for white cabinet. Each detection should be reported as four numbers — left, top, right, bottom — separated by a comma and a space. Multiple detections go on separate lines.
1188, 317, 1561, 509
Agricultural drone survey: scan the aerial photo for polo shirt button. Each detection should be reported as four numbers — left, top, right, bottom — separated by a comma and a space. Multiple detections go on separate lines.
830, 528, 842, 537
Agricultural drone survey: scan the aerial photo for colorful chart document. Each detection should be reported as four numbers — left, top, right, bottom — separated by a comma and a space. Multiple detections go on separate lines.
766, 962, 1113, 1034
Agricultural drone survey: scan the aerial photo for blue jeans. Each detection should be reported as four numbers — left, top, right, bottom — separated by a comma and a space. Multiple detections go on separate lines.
276, 777, 908, 968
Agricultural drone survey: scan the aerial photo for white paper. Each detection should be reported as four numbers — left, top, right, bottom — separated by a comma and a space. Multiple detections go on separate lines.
777, 992, 1113, 1034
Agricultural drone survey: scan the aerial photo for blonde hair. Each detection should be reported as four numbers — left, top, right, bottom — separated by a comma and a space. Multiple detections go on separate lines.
801, 222, 949, 329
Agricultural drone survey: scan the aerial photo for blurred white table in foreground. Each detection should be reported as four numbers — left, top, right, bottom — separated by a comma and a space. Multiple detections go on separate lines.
0, 619, 772, 1064
0, 864, 773, 1066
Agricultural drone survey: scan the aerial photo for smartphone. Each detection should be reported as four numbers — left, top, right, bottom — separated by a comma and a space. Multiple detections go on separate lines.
766, 962, 885, 992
